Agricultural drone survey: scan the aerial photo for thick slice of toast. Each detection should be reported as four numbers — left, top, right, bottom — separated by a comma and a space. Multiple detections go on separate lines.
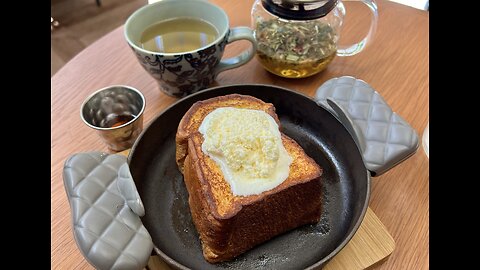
176, 94, 322, 263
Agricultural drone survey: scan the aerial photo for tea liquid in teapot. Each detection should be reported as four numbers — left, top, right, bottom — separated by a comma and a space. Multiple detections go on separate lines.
255, 19, 337, 78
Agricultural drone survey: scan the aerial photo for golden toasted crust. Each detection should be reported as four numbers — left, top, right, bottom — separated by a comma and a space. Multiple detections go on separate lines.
176, 94, 323, 263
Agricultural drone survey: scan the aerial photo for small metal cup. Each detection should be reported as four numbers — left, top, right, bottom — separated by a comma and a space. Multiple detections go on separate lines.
80, 85, 146, 152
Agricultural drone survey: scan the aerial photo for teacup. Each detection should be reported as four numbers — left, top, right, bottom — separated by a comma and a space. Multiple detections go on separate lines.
124, 0, 257, 97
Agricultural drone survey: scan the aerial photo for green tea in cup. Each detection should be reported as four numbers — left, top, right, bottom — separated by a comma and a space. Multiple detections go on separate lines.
140, 18, 219, 53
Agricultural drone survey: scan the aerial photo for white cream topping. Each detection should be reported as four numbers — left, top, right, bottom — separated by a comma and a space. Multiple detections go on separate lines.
198, 107, 293, 196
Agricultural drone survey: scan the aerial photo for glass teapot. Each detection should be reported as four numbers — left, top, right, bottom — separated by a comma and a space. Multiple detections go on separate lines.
251, 0, 378, 78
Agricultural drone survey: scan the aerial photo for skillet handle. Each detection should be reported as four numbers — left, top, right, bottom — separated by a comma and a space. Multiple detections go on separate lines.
63, 152, 153, 270
315, 76, 419, 176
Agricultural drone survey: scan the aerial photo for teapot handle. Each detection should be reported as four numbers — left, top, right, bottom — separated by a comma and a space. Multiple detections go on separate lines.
337, 0, 378, 56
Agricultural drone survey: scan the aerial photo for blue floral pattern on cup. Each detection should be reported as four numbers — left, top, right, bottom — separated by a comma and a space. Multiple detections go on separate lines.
131, 33, 229, 97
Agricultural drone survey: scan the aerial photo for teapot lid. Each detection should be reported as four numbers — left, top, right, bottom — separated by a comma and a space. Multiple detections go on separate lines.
261, 0, 338, 20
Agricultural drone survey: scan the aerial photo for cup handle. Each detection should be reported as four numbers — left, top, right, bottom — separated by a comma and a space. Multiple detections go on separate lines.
337, 0, 378, 56
214, 26, 257, 75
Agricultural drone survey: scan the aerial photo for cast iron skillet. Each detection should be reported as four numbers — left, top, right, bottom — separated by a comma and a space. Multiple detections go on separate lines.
128, 84, 370, 269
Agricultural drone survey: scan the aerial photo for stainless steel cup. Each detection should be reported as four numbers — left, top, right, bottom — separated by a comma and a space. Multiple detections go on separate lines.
80, 85, 146, 152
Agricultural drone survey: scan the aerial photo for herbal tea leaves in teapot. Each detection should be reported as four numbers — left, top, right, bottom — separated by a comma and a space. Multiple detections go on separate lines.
255, 19, 338, 78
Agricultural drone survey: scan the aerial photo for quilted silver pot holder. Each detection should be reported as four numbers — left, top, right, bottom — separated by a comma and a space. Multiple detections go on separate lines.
315, 76, 419, 175
63, 152, 153, 270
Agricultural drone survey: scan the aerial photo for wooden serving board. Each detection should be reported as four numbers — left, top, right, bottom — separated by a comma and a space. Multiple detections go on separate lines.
118, 151, 395, 270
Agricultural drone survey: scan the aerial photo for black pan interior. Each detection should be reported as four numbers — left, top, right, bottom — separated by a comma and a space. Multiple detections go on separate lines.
129, 85, 369, 269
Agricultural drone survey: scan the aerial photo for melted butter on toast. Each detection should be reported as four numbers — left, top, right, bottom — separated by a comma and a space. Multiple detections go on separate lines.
199, 107, 293, 196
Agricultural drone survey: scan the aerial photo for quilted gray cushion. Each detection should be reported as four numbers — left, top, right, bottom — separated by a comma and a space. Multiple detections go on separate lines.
315, 76, 419, 175
63, 152, 153, 270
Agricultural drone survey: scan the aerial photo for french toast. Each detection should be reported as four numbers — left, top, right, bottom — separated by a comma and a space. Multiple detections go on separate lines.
176, 94, 323, 263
